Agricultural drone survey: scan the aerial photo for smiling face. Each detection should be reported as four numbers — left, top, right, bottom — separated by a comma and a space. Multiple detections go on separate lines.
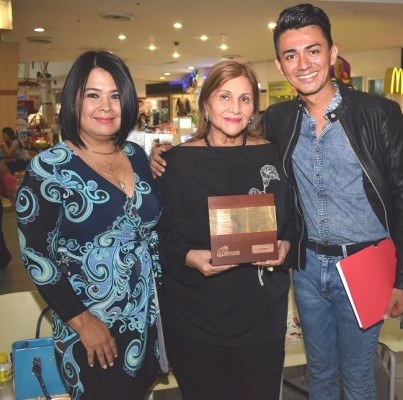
204, 75, 254, 144
275, 25, 338, 101
78, 68, 122, 145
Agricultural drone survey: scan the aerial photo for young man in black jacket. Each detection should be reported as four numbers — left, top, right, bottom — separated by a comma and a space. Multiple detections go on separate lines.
262, 3, 403, 399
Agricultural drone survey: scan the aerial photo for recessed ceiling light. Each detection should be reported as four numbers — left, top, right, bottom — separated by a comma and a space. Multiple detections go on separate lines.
200, 35, 208, 41
148, 44, 156, 51
160, 76, 166, 80
188, 66, 195, 70
219, 34, 228, 51
172, 41, 180, 58
173, 22, 182, 29
118, 34, 126, 40
34, 27, 45, 32
267, 22, 276, 30
164, 72, 171, 76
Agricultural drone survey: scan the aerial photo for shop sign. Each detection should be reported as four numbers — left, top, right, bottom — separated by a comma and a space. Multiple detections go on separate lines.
384, 67, 403, 95
268, 81, 296, 96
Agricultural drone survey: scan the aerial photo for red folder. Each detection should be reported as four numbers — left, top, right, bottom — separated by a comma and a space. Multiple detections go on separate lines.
336, 238, 396, 329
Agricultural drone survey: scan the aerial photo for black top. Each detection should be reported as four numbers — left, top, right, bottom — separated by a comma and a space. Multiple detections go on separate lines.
157, 143, 298, 346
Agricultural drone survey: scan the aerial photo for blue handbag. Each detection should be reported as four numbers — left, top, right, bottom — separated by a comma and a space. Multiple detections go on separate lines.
11, 307, 69, 400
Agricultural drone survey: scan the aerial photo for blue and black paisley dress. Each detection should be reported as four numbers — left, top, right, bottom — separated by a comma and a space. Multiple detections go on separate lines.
16, 141, 165, 399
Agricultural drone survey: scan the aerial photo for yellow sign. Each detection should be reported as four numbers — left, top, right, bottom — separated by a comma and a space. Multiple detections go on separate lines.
268, 81, 296, 97
384, 67, 403, 95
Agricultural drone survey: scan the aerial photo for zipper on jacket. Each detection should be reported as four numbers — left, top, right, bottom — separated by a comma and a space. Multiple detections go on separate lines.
283, 107, 305, 270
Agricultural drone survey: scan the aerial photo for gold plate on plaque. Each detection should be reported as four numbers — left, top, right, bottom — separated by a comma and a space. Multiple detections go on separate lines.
208, 193, 278, 265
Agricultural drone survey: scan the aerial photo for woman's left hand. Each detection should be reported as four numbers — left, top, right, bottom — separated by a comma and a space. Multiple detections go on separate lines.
252, 240, 291, 270
68, 310, 118, 369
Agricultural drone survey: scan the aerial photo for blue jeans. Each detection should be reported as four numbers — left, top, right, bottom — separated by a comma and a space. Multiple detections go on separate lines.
293, 249, 382, 400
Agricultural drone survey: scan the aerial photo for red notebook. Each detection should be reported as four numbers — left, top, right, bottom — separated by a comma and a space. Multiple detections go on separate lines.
336, 238, 396, 329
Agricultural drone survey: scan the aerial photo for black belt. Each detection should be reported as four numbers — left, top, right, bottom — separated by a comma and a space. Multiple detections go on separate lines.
306, 240, 382, 257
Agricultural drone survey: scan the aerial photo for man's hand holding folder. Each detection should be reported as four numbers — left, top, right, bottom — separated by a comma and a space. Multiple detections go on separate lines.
336, 238, 397, 330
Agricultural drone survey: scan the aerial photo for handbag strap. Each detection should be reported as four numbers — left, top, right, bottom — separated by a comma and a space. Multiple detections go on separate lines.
32, 357, 52, 400
36, 305, 51, 338
33, 306, 54, 399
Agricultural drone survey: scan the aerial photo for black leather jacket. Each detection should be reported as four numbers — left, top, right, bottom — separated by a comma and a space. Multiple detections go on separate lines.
262, 82, 403, 288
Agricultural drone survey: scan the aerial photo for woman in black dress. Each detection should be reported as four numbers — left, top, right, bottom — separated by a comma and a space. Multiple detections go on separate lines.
156, 60, 298, 400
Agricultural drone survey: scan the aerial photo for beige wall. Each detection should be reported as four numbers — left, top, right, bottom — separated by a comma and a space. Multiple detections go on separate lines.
0, 42, 19, 132
0, 42, 19, 129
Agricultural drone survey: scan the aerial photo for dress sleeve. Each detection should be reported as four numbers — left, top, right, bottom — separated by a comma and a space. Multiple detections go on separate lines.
156, 172, 195, 284
17, 156, 87, 322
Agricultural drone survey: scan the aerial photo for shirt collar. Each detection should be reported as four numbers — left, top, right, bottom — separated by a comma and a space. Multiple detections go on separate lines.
300, 81, 342, 117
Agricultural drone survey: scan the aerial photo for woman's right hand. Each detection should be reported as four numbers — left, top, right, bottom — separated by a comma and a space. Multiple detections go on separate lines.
150, 144, 172, 178
68, 310, 117, 369
186, 249, 238, 276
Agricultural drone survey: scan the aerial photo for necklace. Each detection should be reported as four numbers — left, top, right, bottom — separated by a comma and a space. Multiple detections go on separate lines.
203, 132, 247, 147
118, 150, 127, 191
82, 148, 127, 192
82, 145, 118, 155
82, 147, 119, 173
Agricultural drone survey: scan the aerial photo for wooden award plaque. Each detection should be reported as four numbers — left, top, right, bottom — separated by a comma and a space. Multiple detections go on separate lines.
208, 193, 278, 265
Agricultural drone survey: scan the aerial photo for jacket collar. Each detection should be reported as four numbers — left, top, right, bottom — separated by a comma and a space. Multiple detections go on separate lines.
294, 80, 351, 122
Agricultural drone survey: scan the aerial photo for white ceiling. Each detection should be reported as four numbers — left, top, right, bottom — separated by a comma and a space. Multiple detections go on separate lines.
3, 0, 403, 83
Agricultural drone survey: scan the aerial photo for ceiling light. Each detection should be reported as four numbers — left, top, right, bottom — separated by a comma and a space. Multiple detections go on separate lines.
173, 22, 182, 29
160, 76, 166, 80
34, 27, 45, 32
267, 22, 276, 30
219, 34, 228, 51
118, 34, 126, 40
172, 41, 180, 58
148, 44, 156, 51
164, 72, 171, 76
188, 66, 195, 70
200, 35, 208, 41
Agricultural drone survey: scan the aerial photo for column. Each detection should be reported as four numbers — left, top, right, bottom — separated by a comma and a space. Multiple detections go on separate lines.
0, 42, 19, 131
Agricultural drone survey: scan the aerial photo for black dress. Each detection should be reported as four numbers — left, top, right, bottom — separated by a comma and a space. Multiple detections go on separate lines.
157, 143, 298, 346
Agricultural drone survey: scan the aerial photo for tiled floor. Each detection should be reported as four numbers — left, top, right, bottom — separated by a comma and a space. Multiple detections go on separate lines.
1, 198, 403, 399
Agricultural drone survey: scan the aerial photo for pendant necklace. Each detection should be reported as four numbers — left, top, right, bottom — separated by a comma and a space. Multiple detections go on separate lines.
117, 150, 127, 191
82, 147, 127, 192
203, 132, 247, 147
81, 146, 119, 173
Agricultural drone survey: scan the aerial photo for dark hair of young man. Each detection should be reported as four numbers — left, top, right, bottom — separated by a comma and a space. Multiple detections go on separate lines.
273, 3, 333, 57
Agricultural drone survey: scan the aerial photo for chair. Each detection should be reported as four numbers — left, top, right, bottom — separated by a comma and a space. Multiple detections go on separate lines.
378, 317, 403, 400
0, 291, 52, 356
280, 285, 308, 399
146, 370, 179, 400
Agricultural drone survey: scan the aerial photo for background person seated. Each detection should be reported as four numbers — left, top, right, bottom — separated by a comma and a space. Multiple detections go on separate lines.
0, 127, 31, 174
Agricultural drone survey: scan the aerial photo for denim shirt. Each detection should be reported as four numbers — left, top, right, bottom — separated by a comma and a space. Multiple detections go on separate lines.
291, 87, 388, 245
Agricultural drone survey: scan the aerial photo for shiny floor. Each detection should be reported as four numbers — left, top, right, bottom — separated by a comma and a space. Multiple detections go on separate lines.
1, 199, 402, 399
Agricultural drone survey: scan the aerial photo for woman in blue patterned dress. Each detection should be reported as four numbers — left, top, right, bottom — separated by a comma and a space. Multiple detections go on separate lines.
16, 51, 166, 399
